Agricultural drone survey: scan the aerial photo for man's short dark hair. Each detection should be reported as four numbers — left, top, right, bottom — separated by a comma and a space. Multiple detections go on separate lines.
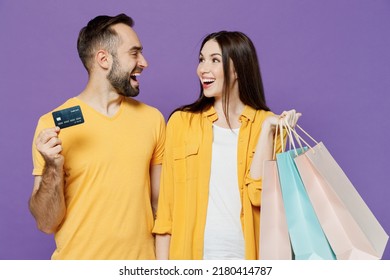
77, 13, 134, 72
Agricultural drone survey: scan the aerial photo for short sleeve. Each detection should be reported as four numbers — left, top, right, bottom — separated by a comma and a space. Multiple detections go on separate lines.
152, 113, 182, 235
150, 111, 166, 165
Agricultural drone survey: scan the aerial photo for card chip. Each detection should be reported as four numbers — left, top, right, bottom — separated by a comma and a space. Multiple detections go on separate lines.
52, 105, 85, 129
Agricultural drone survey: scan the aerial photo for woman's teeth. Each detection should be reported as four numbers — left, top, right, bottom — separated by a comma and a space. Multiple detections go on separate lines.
203, 79, 215, 84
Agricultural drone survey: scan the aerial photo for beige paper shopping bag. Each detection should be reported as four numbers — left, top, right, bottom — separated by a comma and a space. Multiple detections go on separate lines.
290, 123, 389, 259
295, 153, 380, 259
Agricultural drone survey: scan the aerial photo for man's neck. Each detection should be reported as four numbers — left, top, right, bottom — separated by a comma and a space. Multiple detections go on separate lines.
77, 80, 124, 117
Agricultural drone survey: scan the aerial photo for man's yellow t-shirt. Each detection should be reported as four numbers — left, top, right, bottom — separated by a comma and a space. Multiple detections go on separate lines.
32, 97, 165, 259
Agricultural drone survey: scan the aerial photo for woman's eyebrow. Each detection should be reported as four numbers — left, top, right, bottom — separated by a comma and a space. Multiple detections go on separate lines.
199, 52, 222, 57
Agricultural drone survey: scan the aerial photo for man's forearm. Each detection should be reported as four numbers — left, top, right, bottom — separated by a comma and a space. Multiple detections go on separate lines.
29, 165, 66, 234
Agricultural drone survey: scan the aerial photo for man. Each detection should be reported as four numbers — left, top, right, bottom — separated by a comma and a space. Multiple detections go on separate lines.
29, 14, 165, 260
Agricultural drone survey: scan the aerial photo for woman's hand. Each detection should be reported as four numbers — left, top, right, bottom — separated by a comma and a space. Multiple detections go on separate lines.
250, 109, 302, 180
280, 109, 302, 128
263, 109, 302, 131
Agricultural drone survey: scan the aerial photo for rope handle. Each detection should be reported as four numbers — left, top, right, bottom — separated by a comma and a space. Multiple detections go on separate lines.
283, 120, 319, 154
272, 119, 283, 160
296, 124, 319, 145
272, 117, 319, 158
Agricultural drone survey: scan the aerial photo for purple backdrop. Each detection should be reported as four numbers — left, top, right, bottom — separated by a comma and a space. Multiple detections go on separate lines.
0, 0, 389, 260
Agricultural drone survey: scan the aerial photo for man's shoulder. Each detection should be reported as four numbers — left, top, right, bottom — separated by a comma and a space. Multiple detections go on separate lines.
37, 98, 78, 124
123, 98, 164, 119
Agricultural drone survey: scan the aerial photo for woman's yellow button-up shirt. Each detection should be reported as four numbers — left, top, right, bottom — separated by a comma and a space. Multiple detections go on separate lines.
153, 105, 281, 259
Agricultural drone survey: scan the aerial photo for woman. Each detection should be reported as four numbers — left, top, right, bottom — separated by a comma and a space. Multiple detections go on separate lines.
153, 31, 300, 259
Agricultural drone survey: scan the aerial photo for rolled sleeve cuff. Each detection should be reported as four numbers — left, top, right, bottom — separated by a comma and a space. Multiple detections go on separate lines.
152, 219, 172, 235
245, 172, 263, 207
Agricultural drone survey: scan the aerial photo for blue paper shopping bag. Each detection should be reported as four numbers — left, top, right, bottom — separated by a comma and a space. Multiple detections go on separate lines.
276, 148, 336, 260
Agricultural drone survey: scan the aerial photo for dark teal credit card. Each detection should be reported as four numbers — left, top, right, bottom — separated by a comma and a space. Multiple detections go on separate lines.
52, 105, 84, 129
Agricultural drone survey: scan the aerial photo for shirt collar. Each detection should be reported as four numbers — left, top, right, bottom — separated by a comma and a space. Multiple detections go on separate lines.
202, 106, 218, 122
240, 105, 256, 122
202, 105, 257, 123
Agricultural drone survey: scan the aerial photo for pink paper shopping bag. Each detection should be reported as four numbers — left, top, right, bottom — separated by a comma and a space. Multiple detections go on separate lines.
260, 160, 292, 260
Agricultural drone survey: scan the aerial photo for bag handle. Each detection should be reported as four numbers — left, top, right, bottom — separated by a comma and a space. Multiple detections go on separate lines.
282, 118, 301, 156
296, 124, 319, 146
272, 117, 318, 158
272, 119, 283, 159
283, 120, 319, 152
273, 118, 302, 158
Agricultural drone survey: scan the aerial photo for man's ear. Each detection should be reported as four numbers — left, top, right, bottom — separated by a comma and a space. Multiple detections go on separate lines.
95, 49, 110, 70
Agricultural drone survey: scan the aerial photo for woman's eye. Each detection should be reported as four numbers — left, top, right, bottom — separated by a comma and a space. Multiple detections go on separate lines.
212, 58, 220, 63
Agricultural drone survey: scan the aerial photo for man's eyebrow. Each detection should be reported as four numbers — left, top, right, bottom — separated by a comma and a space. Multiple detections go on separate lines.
129, 46, 143, 52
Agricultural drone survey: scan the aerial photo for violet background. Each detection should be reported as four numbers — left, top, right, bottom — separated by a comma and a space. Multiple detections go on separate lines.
0, 0, 389, 260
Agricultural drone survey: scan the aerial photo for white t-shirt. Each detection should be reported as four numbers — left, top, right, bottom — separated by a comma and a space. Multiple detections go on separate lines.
203, 124, 245, 260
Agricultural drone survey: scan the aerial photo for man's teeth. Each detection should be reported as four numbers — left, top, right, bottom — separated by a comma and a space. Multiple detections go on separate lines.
130, 73, 140, 80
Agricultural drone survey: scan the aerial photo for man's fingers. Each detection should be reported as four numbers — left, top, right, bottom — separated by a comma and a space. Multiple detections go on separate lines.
36, 128, 60, 145
36, 127, 60, 144
35, 127, 63, 160
46, 136, 62, 148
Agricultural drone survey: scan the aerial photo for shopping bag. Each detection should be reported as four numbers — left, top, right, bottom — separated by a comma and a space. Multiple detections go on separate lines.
289, 123, 389, 259
259, 121, 292, 259
259, 159, 292, 260
276, 126, 336, 260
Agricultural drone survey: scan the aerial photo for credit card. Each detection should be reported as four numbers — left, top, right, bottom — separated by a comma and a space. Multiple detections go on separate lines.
52, 105, 84, 129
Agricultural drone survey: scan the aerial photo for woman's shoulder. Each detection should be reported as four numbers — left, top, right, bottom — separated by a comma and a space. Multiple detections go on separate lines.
257, 109, 275, 116
250, 108, 276, 124
168, 110, 201, 125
